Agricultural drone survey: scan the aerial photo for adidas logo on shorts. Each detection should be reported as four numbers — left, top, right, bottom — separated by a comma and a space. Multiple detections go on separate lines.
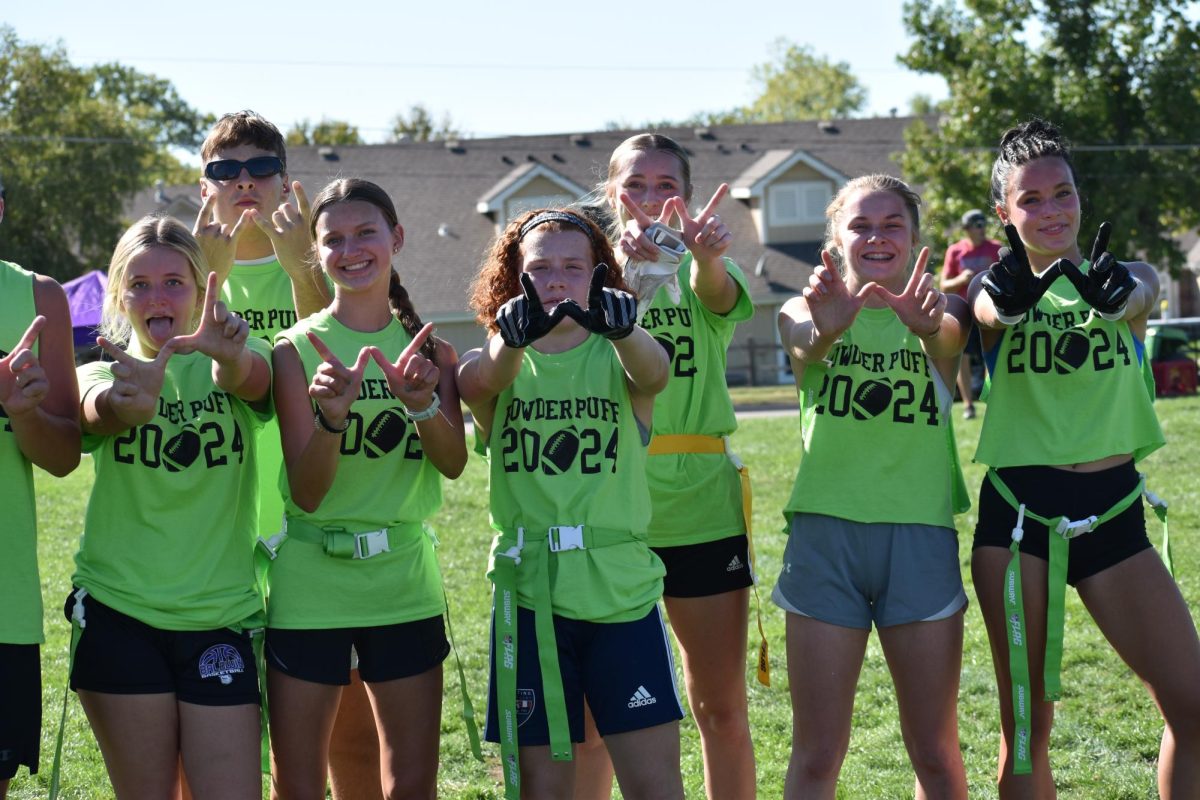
627, 685, 657, 708
726, 555, 744, 572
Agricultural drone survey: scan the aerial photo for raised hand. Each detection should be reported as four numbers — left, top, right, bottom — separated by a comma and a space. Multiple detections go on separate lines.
368, 323, 439, 413
495, 273, 571, 348
168, 272, 249, 366
98, 336, 176, 427
1056, 222, 1136, 317
249, 180, 313, 276
673, 184, 733, 264
306, 331, 371, 428
804, 251, 874, 340
617, 192, 682, 264
0, 317, 49, 417
193, 194, 250, 283
560, 265, 637, 341
867, 248, 945, 336
980, 224, 1061, 320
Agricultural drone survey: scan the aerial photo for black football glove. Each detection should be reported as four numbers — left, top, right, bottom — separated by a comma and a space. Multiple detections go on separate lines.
560, 264, 638, 341
1056, 222, 1136, 318
495, 273, 570, 348
979, 224, 1062, 321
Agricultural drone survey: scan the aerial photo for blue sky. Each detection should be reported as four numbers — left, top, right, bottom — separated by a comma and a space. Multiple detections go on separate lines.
4, 0, 949, 142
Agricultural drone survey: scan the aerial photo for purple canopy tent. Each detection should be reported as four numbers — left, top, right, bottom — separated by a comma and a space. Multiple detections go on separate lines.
63, 270, 107, 348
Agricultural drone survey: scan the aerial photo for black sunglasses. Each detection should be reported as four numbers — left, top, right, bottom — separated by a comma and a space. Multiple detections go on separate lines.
204, 156, 284, 182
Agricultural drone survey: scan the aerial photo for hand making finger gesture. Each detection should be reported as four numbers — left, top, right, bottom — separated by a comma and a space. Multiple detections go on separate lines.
0, 317, 50, 417
1056, 222, 1136, 318
617, 192, 682, 264
804, 251, 874, 340
980, 224, 1061, 321
495, 274, 572, 349
559, 265, 637, 341
193, 194, 250, 284
674, 184, 733, 264
250, 180, 314, 277
97, 335, 177, 427
369, 323, 440, 414
306, 331, 371, 428
867, 248, 945, 336
168, 272, 249, 366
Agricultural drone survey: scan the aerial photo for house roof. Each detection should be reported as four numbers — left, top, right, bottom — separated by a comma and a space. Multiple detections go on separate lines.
131, 116, 927, 319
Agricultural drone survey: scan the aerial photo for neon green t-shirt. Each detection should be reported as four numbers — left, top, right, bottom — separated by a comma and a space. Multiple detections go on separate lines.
268, 309, 446, 629
484, 336, 664, 623
74, 339, 271, 630
0, 261, 42, 644
976, 270, 1164, 467
223, 256, 305, 540
639, 255, 753, 546
784, 307, 967, 528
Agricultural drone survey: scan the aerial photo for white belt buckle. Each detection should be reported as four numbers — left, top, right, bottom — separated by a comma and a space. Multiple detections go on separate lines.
548, 525, 585, 553
355, 529, 391, 559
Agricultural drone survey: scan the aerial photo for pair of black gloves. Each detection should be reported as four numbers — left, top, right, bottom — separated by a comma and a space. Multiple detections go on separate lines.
981, 222, 1137, 321
496, 265, 637, 349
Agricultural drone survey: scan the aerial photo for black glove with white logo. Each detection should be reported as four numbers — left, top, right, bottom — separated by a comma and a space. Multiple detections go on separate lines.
1056, 222, 1136, 320
495, 273, 570, 348
560, 264, 638, 341
980, 224, 1061, 324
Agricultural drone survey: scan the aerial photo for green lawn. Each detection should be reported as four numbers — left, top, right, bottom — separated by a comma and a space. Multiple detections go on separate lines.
11, 395, 1200, 799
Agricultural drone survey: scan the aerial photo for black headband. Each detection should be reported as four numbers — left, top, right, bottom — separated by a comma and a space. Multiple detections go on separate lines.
517, 211, 597, 249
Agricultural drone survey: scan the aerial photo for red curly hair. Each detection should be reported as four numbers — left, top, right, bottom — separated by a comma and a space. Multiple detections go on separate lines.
469, 208, 629, 335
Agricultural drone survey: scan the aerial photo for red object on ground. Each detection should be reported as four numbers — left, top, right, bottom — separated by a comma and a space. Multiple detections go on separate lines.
1152, 360, 1198, 397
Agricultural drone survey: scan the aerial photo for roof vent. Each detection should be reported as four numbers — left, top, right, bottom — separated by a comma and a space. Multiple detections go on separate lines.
394, 133, 411, 143
551, 153, 565, 163
501, 155, 514, 165
694, 127, 715, 140
569, 134, 591, 147
437, 223, 453, 238
740, 142, 753, 152
817, 121, 839, 134
318, 146, 339, 161
716, 143, 731, 154
444, 139, 465, 153
526, 154, 539, 163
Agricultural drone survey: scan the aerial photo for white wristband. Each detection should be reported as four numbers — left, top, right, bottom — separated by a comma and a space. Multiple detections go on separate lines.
406, 392, 441, 422
994, 310, 1025, 326
1097, 304, 1128, 322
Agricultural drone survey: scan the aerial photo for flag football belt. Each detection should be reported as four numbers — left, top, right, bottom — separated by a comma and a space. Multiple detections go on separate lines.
491, 523, 636, 800
647, 433, 770, 687
48, 588, 271, 797
259, 517, 424, 560
985, 467, 1170, 776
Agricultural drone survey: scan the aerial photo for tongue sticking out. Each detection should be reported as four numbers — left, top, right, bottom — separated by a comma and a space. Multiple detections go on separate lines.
147, 317, 174, 342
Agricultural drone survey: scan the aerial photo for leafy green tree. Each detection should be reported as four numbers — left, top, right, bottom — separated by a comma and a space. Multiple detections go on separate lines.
742, 39, 868, 122
900, 0, 1200, 271
388, 104, 461, 142
0, 27, 210, 280
286, 118, 362, 146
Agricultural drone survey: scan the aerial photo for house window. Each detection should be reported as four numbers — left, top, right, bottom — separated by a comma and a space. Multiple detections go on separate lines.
504, 194, 575, 225
767, 181, 831, 226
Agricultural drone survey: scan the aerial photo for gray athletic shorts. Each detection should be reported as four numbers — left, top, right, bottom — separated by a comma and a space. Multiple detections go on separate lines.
771, 513, 966, 630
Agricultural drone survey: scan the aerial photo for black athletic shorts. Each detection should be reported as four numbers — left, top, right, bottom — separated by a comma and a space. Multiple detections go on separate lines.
653, 534, 755, 598
65, 590, 259, 706
0, 643, 41, 779
973, 461, 1153, 585
266, 615, 448, 685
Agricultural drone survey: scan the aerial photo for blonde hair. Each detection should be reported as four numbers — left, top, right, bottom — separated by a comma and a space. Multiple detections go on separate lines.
101, 216, 209, 346
822, 174, 922, 273
598, 133, 693, 243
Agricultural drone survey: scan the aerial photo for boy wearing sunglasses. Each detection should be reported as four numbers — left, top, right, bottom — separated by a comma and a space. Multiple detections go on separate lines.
940, 209, 1000, 419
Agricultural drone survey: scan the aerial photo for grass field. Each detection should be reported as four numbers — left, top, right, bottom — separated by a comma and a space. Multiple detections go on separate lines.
11, 393, 1200, 799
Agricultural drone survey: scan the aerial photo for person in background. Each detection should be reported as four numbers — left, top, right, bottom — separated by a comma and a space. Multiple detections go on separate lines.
940, 209, 1000, 419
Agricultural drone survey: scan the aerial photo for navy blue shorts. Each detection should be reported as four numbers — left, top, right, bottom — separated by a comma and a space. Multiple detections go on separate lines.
66, 590, 259, 707
973, 461, 1152, 585
653, 534, 755, 598
484, 605, 683, 745
0, 643, 40, 779
266, 615, 448, 685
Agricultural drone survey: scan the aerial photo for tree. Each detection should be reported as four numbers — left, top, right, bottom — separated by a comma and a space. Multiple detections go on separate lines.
388, 104, 462, 142
0, 27, 210, 280
741, 39, 868, 122
286, 118, 362, 147
899, 0, 1200, 271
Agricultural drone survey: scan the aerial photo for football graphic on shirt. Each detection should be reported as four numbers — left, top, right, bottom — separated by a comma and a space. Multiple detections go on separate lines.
541, 426, 580, 474
1054, 330, 1090, 374
653, 334, 676, 363
852, 379, 893, 420
364, 407, 408, 458
163, 425, 202, 472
